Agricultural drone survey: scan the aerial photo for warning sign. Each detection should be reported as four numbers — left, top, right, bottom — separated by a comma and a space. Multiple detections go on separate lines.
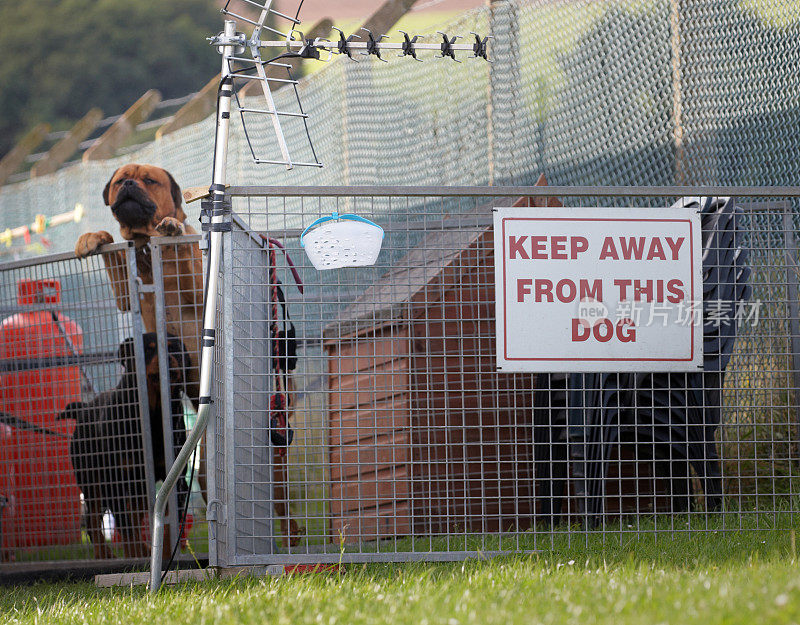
493, 207, 703, 372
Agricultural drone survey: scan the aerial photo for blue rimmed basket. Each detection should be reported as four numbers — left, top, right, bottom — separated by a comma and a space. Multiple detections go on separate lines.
300, 212, 385, 270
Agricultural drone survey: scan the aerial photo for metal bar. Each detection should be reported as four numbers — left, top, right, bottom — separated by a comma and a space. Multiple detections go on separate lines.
227, 73, 296, 81
126, 245, 158, 554
0, 242, 132, 271
0, 352, 121, 372
254, 40, 479, 52
783, 205, 800, 456
230, 551, 529, 565
149, 18, 237, 593
268, 8, 301, 24
151, 244, 180, 559
226, 185, 800, 198
249, 216, 496, 240
235, 0, 300, 24
252, 46, 294, 169
222, 222, 240, 565
253, 159, 323, 168
238, 108, 307, 118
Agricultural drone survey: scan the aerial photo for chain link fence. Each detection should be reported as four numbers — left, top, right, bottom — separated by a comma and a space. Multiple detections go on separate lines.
1, 0, 798, 255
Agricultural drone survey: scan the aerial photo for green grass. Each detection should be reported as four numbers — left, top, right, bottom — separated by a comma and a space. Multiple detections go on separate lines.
4, 524, 800, 625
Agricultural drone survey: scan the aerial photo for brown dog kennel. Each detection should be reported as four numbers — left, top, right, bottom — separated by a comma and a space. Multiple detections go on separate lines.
323, 185, 561, 542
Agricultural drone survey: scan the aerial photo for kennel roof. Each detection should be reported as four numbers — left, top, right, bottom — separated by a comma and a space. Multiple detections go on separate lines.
322, 175, 560, 340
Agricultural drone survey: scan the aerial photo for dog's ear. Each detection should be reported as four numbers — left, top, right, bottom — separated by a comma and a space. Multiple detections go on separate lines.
164, 170, 186, 219
117, 336, 137, 371
102, 168, 120, 206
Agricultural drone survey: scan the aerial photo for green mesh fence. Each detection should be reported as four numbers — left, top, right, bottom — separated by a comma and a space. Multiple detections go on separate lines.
1, 0, 798, 254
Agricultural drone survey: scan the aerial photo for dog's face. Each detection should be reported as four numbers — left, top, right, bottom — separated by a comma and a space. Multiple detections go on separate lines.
102, 164, 185, 239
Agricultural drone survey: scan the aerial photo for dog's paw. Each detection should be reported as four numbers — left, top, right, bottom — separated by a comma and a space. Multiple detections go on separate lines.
75, 231, 113, 258
155, 216, 185, 237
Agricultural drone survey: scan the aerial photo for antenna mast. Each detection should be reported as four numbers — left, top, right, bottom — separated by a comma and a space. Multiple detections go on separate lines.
149, 1, 491, 592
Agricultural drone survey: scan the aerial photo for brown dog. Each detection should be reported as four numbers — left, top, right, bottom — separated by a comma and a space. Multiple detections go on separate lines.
74, 164, 206, 497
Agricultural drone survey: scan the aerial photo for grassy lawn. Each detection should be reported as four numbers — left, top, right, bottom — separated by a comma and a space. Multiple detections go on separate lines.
3, 526, 800, 625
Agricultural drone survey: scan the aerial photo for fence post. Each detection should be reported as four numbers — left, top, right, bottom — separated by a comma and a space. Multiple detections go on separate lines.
669, 0, 685, 185
782, 203, 800, 454
124, 243, 159, 530
488, 0, 521, 185
30, 108, 103, 178
83, 90, 161, 162
150, 242, 181, 557
0, 123, 50, 187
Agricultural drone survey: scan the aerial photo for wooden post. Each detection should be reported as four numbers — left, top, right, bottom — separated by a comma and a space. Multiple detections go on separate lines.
0, 123, 50, 187
157, 18, 334, 140
83, 90, 161, 162
31, 108, 103, 177
156, 75, 220, 140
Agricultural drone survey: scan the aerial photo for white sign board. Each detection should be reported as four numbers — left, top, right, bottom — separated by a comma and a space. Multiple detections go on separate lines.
493, 207, 703, 372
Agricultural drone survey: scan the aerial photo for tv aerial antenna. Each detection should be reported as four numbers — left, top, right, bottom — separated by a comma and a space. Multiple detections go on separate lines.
149, 0, 491, 591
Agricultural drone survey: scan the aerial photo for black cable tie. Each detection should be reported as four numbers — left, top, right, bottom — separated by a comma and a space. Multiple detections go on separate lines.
199, 396, 212, 405
399, 31, 420, 60
221, 112, 230, 119
471, 33, 491, 61
334, 28, 356, 60
200, 199, 213, 219
209, 183, 227, 193
362, 28, 387, 62
220, 89, 233, 98
204, 330, 216, 339
202, 222, 232, 233
209, 222, 232, 232
439, 33, 460, 61
299, 38, 321, 59
203, 339, 215, 347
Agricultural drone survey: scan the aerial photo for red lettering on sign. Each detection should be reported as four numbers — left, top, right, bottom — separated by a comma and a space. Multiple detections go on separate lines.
614, 279, 631, 300
571, 318, 638, 343
599, 237, 619, 260
551, 236, 568, 260
509, 236, 529, 259
647, 237, 666, 260
572, 236, 589, 258
665, 237, 684, 260
535, 279, 553, 302
580, 279, 602, 301
530, 236, 547, 259
667, 279, 685, 303
620, 237, 645, 260
572, 319, 591, 341
517, 279, 533, 302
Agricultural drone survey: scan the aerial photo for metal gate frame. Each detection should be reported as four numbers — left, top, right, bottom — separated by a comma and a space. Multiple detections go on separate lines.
0, 239, 207, 576
204, 184, 800, 568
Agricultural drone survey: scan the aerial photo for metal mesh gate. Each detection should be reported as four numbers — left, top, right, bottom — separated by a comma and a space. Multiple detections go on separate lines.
0, 241, 207, 574
208, 185, 800, 567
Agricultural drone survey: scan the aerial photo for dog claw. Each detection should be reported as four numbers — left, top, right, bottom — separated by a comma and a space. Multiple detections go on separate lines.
75, 231, 114, 258
156, 217, 185, 237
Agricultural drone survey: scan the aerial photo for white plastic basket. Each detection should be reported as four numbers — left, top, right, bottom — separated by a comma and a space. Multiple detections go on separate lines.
300, 212, 385, 270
